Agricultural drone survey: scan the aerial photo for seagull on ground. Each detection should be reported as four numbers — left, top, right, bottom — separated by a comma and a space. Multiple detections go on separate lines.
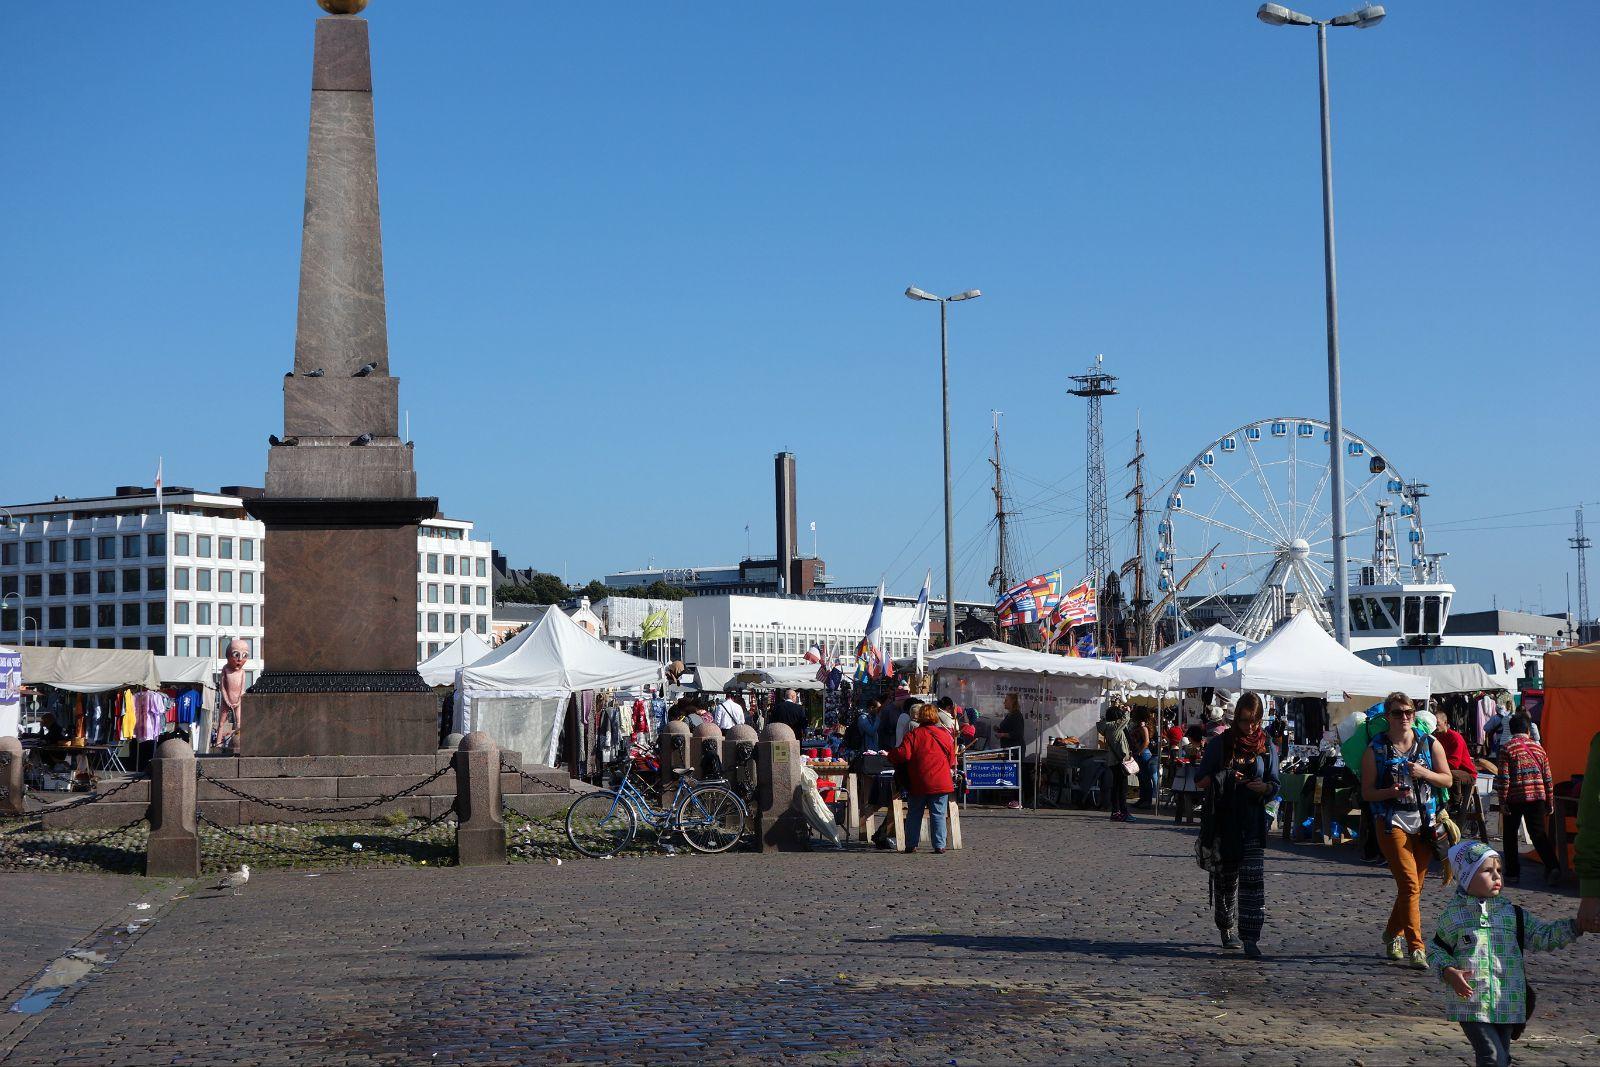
216, 864, 250, 896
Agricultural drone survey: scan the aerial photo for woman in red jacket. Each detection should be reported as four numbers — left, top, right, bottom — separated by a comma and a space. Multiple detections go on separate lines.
888, 702, 957, 854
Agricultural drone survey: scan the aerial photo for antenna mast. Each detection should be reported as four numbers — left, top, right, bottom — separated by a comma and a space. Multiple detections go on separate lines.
1573, 505, 1594, 643
1125, 423, 1150, 656
1069, 355, 1118, 654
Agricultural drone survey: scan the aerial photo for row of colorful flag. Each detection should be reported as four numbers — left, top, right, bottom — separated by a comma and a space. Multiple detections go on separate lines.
995, 568, 1100, 653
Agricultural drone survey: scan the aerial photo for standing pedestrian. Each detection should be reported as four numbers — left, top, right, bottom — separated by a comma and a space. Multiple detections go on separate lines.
1362, 692, 1455, 969
1430, 840, 1586, 1067
1195, 692, 1280, 958
1131, 707, 1157, 809
769, 689, 808, 740
1433, 705, 1480, 825
1578, 730, 1600, 934
1493, 713, 1562, 887
886, 703, 957, 854
1099, 704, 1134, 823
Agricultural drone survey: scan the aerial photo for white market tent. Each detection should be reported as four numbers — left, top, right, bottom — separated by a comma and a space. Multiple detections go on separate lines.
728, 665, 826, 692
1177, 611, 1430, 719
928, 641, 1164, 688
453, 606, 663, 764
1133, 624, 1254, 691
685, 665, 738, 692
1386, 662, 1505, 695
418, 630, 494, 687
20, 646, 161, 694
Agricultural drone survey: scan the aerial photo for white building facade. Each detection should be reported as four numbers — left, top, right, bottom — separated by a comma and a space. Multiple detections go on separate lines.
683, 594, 922, 670
2, 486, 493, 681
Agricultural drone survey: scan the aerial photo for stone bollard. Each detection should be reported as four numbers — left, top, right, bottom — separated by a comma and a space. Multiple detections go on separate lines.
1, 735, 24, 815
146, 737, 200, 878
755, 722, 808, 852
659, 720, 692, 806
454, 731, 505, 866
690, 720, 724, 780
724, 724, 759, 841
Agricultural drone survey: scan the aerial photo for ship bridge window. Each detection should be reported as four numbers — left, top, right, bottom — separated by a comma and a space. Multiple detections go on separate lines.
1380, 596, 1402, 630
1350, 597, 1371, 631
1423, 595, 1442, 634
1403, 596, 1421, 634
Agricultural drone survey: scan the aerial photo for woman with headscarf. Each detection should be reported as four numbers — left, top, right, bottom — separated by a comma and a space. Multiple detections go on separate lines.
1195, 692, 1280, 958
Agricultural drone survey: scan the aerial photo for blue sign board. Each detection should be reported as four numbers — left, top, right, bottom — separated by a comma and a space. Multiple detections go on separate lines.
965, 760, 1021, 790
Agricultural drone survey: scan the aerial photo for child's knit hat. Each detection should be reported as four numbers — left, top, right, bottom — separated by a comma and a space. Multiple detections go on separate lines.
1447, 839, 1498, 892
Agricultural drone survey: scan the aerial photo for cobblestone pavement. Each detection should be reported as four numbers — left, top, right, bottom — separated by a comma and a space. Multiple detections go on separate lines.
2, 809, 1596, 1065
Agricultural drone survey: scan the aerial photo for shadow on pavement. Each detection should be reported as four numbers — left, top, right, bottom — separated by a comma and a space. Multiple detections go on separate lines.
863, 932, 1334, 965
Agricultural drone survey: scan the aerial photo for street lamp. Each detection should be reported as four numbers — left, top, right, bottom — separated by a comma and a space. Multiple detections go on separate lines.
1255, 3, 1385, 647
906, 285, 982, 649
23, 615, 38, 647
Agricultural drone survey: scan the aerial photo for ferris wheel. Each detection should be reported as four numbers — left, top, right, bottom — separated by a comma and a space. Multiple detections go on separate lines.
1154, 417, 1410, 641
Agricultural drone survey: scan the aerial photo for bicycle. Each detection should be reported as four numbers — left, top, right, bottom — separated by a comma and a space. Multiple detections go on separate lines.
564, 755, 748, 858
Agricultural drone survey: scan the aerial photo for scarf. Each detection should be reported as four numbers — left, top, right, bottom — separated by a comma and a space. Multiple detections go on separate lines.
1226, 723, 1267, 761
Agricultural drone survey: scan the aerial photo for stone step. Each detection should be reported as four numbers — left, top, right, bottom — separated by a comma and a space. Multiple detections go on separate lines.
33, 790, 583, 830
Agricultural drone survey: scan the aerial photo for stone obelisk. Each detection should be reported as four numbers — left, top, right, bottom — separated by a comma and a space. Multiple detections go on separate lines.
243, 0, 439, 757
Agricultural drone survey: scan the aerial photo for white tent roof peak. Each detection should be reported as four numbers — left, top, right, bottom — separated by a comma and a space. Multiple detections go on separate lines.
418, 630, 494, 687
458, 604, 663, 696
928, 642, 1163, 688
1134, 624, 1254, 689
1177, 610, 1430, 701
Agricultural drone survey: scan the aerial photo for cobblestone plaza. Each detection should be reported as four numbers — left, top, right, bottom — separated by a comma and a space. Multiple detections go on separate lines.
2, 810, 1596, 1065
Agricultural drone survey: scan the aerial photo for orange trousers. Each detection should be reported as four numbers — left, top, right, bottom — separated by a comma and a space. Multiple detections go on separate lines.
1377, 824, 1436, 952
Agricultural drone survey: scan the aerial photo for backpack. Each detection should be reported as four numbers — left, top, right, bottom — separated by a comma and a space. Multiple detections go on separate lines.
1195, 778, 1224, 876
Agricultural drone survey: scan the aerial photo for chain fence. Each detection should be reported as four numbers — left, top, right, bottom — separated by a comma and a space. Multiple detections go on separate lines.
196, 763, 452, 816
501, 759, 581, 796
0, 771, 148, 823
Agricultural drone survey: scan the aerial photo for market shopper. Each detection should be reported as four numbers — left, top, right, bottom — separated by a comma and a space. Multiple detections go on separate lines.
1098, 704, 1134, 823
887, 703, 957, 854
1362, 692, 1455, 969
1195, 692, 1280, 958
712, 692, 746, 731
770, 689, 808, 739
1494, 714, 1562, 886
1429, 840, 1586, 1067
1579, 731, 1600, 934
847, 698, 881, 754
1131, 707, 1157, 808
1434, 705, 1480, 824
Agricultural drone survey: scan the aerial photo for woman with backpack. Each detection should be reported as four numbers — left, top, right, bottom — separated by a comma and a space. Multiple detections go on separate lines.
1195, 692, 1280, 958
1362, 691, 1455, 969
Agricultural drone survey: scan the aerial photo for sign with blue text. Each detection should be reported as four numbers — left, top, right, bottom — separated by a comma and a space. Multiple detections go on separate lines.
965, 759, 1021, 790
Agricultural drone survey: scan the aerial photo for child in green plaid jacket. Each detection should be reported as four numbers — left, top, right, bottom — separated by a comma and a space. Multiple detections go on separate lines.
1429, 840, 1585, 1067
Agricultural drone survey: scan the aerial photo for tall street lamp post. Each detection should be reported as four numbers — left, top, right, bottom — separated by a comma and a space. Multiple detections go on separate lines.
1256, 2, 1384, 646
906, 286, 981, 649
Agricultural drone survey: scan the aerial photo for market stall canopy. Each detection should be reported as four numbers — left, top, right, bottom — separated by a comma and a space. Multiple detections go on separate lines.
459, 606, 663, 697
928, 642, 1164, 689
685, 665, 737, 692
1133, 624, 1254, 690
418, 630, 494, 687
1541, 640, 1600, 787
153, 656, 216, 688
1385, 663, 1503, 695
728, 665, 826, 692
1176, 611, 1430, 705
21, 645, 161, 694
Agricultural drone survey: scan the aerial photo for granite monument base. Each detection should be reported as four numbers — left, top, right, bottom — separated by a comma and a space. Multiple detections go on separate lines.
241, 688, 438, 758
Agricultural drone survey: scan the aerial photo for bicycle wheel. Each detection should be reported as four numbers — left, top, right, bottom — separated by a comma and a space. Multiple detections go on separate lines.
675, 784, 747, 854
565, 791, 638, 858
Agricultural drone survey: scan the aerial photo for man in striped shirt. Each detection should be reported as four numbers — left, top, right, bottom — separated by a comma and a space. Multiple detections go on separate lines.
1494, 713, 1561, 886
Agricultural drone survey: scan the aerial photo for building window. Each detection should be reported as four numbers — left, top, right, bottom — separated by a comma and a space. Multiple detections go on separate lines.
459, 556, 470, 576
241, 604, 254, 627
218, 537, 233, 560
174, 533, 190, 556
197, 602, 212, 626
147, 533, 165, 557
99, 536, 120, 560
427, 583, 438, 604
476, 615, 487, 634
0, 543, 13, 565
122, 534, 141, 559
427, 553, 439, 574
147, 636, 166, 655
219, 603, 233, 627
25, 542, 41, 564
427, 612, 439, 632
175, 636, 190, 656
24, 575, 41, 597
72, 572, 91, 596
445, 614, 456, 633
148, 601, 166, 625
239, 538, 254, 561
196, 636, 212, 658
175, 602, 190, 625
240, 571, 254, 594
73, 538, 91, 562
0, 577, 13, 597
418, 642, 425, 661
98, 604, 116, 628
444, 556, 455, 575
460, 614, 472, 633
121, 602, 140, 627
219, 571, 233, 593
174, 567, 189, 590
197, 570, 212, 592
96, 637, 115, 649
49, 540, 67, 564
72, 605, 90, 630
122, 568, 141, 592
459, 585, 470, 604
120, 637, 140, 650
196, 535, 212, 558
48, 574, 66, 597
417, 612, 423, 632
476, 558, 486, 578
148, 567, 167, 591
444, 586, 455, 605
475, 586, 486, 606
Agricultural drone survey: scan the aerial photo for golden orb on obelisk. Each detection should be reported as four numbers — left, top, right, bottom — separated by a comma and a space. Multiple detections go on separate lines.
318, 0, 368, 13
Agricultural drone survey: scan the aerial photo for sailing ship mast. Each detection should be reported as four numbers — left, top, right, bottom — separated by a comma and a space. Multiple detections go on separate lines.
989, 411, 1017, 644
1124, 425, 1151, 656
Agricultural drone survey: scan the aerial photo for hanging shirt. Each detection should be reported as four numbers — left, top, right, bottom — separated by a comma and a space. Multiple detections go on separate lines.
134, 690, 166, 741
176, 689, 200, 725
120, 690, 137, 740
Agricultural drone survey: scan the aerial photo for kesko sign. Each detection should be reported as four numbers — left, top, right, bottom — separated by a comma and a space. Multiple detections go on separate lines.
937, 669, 1104, 756
0, 647, 21, 738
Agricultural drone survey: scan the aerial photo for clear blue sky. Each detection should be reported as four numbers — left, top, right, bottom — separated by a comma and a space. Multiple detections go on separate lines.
3, 2, 1596, 616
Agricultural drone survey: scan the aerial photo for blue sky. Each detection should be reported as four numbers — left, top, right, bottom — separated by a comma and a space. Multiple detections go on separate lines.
3, 2, 1596, 615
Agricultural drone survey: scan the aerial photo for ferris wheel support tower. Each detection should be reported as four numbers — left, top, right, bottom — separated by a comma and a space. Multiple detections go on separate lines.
1070, 356, 1118, 651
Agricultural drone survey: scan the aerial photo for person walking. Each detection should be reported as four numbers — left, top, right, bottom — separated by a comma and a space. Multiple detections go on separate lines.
847, 698, 881, 754
886, 703, 957, 854
1494, 713, 1562, 887
1195, 692, 1280, 958
1099, 704, 1134, 823
1579, 731, 1600, 935
1362, 692, 1455, 969
769, 689, 808, 740
1429, 840, 1586, 1067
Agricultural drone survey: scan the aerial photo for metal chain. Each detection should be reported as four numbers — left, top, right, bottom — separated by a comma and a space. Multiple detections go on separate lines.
196, 812, 353, 860
75, 816, 149, 847
500, 759, 579, 796
393, 806, 457, 839
195, 763, 452, 815
0, 773, 148, 822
